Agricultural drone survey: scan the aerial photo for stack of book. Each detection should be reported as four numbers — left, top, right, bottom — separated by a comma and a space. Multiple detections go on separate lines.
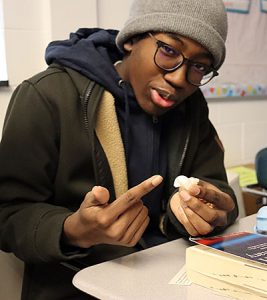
186, 232, 267, 300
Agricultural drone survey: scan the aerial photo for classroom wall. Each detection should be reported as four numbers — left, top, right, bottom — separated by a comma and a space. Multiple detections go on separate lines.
0, 0, 267, 168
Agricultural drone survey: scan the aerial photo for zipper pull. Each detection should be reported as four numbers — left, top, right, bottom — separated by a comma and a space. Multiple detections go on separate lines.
152, 115, 159, 124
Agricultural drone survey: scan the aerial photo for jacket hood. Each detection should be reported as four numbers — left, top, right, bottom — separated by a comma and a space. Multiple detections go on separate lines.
45, 29, 168, 219
45, 28, 129, 99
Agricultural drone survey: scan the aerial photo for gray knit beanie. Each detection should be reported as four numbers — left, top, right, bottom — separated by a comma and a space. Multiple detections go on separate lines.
116, 0, 227, 70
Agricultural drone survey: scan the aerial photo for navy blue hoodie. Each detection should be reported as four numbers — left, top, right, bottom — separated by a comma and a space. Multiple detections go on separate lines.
45, 28, 168, 246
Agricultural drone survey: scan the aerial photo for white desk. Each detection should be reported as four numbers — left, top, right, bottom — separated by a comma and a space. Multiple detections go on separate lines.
73, 214, 256, 300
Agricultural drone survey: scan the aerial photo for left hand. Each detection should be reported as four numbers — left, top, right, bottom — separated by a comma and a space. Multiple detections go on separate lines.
170, 180, 235, 236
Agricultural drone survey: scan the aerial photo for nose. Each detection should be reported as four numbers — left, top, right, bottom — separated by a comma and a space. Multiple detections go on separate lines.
163, 64, 189, 88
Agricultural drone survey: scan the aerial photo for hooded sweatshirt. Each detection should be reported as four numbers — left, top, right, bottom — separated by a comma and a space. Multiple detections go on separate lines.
46, 28, 168, 246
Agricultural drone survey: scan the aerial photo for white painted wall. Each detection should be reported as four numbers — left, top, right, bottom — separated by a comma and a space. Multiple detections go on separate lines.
49, 0, 97, 40
208, 98, 267, 166
2, 0, 50, 85
0, 0, 8, 82
0, 0, 266, 167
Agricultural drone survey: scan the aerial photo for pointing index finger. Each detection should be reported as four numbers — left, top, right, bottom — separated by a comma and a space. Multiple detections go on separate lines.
108, 175, 163, 216
127, 175, 163, 202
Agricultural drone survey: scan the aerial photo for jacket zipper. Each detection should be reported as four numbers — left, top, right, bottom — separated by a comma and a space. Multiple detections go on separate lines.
82, 81, 95, 132
152, 115, 159, 173
81, 80, 102, 188
178, 130, 190, 173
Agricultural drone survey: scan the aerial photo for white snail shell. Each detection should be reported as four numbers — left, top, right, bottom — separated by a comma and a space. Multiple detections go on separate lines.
173, 175, 199, 189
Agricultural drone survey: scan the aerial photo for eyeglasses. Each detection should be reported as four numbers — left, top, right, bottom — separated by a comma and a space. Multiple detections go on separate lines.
148, 33, 218, 87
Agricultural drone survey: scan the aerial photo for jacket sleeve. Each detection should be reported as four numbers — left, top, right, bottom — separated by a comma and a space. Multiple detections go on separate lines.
163, 92, 239, 238
0, 81, 88, 263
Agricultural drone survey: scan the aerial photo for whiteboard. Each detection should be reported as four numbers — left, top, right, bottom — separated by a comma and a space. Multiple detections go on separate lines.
202, 0, 267, 98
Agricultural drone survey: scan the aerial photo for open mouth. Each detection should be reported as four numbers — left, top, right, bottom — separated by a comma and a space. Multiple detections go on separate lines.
150, 88, 176, 108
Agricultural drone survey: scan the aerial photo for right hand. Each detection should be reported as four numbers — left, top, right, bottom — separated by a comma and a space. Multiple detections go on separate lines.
62, 175, 163, 248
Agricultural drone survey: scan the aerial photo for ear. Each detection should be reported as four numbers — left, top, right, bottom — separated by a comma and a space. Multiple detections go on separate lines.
123, 40, 133, 52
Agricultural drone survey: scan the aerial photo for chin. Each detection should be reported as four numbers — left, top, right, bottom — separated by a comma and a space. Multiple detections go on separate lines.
145, 106, 170, 116
138, 98, 172, 116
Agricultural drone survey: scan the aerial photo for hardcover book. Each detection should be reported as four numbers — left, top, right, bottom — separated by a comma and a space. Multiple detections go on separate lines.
186, 232, 267, 298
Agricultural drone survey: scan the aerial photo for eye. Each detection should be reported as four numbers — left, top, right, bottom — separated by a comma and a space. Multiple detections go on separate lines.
191, 62, 211, 75
157, 42, 179, 58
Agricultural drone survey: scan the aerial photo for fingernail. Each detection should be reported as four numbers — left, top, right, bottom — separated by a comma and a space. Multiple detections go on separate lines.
191, 186, 200, 195
92, 186, 100, 192
151, 175, 163, 187
180, 190, 191, 201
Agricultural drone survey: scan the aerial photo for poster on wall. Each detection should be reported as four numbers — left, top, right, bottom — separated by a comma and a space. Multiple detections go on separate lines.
260, 0, 267, 12
223, 0, 251, 13
203, 0, 267, 99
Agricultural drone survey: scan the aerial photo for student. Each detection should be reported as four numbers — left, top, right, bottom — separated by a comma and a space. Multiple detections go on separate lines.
0, 0, 238, 299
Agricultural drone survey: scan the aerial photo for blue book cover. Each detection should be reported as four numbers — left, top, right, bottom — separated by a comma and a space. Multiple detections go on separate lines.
190, 232, 267, 266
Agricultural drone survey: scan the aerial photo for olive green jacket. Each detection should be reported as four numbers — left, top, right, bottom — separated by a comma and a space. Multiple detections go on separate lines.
0, 65, 238, 299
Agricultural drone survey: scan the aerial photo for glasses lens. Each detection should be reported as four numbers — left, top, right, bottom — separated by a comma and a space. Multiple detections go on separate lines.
155, 44, 183, 71
188, 64, 214, 86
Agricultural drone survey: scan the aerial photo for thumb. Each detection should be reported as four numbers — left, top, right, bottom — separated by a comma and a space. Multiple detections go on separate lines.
81, 186, 109, 208
81, 186, 110, 208
92, 186, 110, 204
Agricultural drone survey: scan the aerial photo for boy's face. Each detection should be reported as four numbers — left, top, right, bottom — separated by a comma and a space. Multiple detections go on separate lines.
116, 32, 213, 116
